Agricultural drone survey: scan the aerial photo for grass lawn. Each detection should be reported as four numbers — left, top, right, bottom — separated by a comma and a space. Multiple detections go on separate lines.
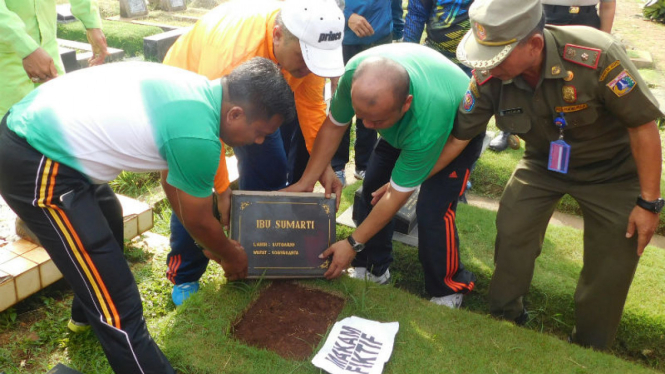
57, 20, 163, 57
1, 178, 664, 373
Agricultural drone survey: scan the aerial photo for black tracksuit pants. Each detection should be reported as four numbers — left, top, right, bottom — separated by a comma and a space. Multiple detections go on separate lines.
0, 114, 174, 374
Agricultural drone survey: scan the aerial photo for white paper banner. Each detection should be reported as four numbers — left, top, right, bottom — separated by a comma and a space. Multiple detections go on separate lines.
312, 316, 399, 374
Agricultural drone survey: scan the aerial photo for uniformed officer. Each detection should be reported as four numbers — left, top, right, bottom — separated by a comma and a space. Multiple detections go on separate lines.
443, 0, 663, 350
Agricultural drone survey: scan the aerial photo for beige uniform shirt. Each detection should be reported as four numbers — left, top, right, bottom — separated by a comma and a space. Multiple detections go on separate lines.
453, 25, 662, 182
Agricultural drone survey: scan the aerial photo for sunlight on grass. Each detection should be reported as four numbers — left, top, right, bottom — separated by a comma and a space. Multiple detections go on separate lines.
409, 320, 435, 341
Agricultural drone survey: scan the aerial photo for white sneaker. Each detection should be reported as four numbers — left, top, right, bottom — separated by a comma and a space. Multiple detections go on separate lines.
347, 267, 391, 285
430, 293, 464, 309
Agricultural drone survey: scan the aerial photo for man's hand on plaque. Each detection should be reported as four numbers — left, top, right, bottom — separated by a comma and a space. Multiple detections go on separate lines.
281, 178, 315, 193
320, 240, 355, 279
319, 166, 343, 210
217, 240, 248, 281
370, 182, 390, 206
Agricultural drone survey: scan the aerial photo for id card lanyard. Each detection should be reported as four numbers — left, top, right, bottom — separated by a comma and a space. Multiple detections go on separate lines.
544, 78, 571, 174
548, 113, 570, 174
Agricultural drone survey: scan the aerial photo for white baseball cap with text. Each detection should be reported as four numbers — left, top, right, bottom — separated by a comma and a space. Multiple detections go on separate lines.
281, 0, 345, 77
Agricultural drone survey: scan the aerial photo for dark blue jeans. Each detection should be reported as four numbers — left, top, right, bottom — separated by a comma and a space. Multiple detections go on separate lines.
544, 4, 601, 29
352, 134, 484, 297
166, 118, 308, 285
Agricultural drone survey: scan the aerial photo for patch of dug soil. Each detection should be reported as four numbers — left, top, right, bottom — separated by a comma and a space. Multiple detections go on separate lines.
232, 281, 345, 360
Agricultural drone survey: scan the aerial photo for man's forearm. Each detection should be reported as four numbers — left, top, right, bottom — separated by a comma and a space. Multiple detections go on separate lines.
298, 117, 348, 187
160, 175, 235, 259
428, 135, 471, 178
628, 121, 662, 200
180, 214, 236, 259
599, 1, 615, 33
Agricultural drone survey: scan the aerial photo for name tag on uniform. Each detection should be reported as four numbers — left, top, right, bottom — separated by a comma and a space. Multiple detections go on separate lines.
548, 140, 570, 174
499, 107, 523, 116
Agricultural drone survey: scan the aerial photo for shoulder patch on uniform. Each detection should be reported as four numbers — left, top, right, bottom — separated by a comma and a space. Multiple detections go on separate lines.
562, 44, 601, 69
462, 90, 475, 112
599, 60, 621, 81
472, 69, 492, 86
469, 78, 480, 98
607, 69, 637, 97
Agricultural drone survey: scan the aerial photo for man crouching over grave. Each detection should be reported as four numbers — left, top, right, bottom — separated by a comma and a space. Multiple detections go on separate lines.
286, 43, 484, 309
0, 57, 294, 374
162, 0, 345, 305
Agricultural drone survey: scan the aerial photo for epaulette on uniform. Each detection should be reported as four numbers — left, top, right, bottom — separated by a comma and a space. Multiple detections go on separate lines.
562, 44, 601, 69
472, 69, 492, 86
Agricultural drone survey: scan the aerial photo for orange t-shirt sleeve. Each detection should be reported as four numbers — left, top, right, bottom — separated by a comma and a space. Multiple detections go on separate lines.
213, 143, 230, 194
293, 74, 327, 153
163, 25, 203, 71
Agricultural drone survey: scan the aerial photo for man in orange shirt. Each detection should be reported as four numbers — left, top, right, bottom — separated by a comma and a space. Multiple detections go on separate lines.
162, 0, 345, 305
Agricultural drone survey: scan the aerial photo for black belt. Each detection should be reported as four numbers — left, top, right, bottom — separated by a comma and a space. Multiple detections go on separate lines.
543, 4, 597, 14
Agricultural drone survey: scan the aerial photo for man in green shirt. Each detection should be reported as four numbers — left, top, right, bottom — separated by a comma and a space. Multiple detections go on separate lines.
287, 43, 484, 308
0, 0, 109, 117
0, 57, 295, 373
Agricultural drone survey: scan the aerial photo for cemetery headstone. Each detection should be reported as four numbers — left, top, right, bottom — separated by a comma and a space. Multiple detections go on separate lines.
119, 0, 149, 19
160, 0, 187, 12
59, 47, 79, 73
143, 27, 190, 62
353, 187, 418, 235
56, 4, 76, 23
230, 191, 335, 278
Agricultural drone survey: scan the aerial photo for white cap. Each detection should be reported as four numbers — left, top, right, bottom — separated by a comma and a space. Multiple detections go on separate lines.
281, 0, 345, 77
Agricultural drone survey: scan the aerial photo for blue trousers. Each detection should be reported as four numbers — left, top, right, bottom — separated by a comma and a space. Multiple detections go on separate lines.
352, 134, 484, 297
166, 119, 308, 284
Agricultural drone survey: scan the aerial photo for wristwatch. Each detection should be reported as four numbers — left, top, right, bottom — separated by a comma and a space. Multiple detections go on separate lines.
347, 235, 365, 253
636, 195, 665, 214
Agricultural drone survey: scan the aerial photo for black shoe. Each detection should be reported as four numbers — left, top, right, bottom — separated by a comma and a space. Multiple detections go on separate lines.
489, 131, 511, 152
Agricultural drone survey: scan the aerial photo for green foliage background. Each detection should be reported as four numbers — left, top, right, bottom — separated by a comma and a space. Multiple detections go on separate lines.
644, 0, 665, 23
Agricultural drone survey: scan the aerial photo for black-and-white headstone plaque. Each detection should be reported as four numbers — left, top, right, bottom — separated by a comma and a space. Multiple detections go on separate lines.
56, 4, 76, 23
353, 186, 418, 235
160, 0, 186, 11
119, 0, 148, 19
230, 191, 335, 278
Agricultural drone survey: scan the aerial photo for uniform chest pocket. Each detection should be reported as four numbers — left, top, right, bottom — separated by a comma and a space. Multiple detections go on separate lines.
495, 112, 532, 134
561, 106, 599, 129
497, 85, 534, 134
